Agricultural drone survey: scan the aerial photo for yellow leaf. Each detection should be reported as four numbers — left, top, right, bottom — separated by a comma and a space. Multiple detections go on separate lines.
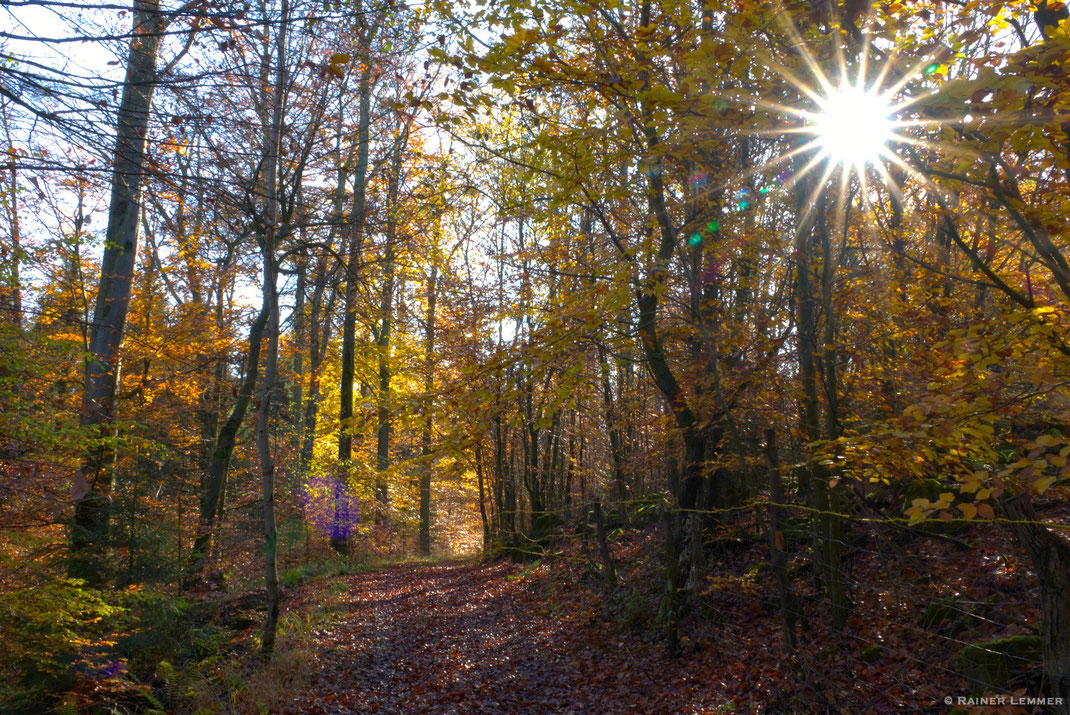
644, 85, 684, 106
1034, 476, 1057, 494
959, 503, 977, 520
330, 53, 351, 64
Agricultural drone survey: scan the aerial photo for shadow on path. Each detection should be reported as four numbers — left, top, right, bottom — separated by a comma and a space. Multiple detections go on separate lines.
284, 560, 719, 714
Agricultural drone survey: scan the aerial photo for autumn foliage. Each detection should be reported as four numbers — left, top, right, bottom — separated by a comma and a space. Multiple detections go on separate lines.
1, 0, 1070, 711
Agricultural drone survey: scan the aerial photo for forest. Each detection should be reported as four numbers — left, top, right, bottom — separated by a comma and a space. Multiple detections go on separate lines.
1, 0, 1070, 712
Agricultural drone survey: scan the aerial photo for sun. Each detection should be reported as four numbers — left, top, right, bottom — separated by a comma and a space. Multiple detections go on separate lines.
811, 83, 896, 170
711, 16, 954, 201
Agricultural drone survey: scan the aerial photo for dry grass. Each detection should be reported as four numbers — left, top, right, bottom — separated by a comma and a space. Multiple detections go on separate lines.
179, 641, 315, 714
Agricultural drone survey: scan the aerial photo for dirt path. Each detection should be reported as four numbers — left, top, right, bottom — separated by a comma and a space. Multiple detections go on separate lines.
283, 560, 725, 714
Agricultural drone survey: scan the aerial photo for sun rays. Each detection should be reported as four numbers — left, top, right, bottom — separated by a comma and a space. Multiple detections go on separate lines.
693, 4, 985, 244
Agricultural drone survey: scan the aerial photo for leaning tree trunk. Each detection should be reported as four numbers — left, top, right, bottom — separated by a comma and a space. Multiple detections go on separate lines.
71, 0, 163, 582
185, 303, 268, 583
631, 28, 710, 561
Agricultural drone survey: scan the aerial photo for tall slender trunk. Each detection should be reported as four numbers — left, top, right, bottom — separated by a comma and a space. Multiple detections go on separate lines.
819, 193, 847, 632
765, 429, 799, 653
597, 342, 627, 502
419, 262, 437, 555
71, 0, 164, 582
375, 246, 395, 504
258, 0, 287, 657
258, 271, 281, 657
375, 153, 401, 506
299, 256, 333, 477
494, 412, 508, 539
335, 57, 373, 550
794, 171, 846, 632
564, 409, 576, 519
291, 250, 306, 436
475, 439, 490, 547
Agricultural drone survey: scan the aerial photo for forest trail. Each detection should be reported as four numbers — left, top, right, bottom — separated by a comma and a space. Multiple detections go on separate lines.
282, 559, 725, 714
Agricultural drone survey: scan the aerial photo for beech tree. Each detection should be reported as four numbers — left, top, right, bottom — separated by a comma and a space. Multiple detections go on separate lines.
71, 0, 168, 581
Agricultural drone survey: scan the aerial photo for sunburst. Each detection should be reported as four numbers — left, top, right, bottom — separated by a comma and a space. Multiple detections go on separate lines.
807, 80, 897, 174
722, 5, 960, 194
778, 45, 935, 198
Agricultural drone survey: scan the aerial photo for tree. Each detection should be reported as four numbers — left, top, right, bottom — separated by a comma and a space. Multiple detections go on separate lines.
71, 0, 167, 582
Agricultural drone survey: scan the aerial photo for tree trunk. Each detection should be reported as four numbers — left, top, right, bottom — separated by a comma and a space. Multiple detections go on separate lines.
71, 0, 164, 582
375, 239, 395, 506
597, 342, 627, 503
1, 111, 22, 326
257, 0, 287, 658
794, 173, 847, 633
475, 440, 491, 547
1003, 495, 1070, 712
765, 429, 800, 653
564, 410, 576, 520
374, 147, 404, 508
593, 501, 617, 590
419, 262, 437, 555
185, 303, 268, 582
291, 249, 306, 438
335, 59, 373, 551
298, 255, 333, 479
818, 192, 848, 633
257, 258, 281, 658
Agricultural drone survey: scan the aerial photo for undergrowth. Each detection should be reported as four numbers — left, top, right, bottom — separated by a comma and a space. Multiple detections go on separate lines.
0, 553, 372, 713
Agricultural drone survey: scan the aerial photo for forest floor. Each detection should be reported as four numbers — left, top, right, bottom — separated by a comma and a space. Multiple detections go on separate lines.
276, 558, 729, 714
259, 514, 1053, 715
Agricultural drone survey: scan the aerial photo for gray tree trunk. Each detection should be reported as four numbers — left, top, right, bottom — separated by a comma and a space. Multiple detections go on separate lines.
71, 0, 164, 582
257, 0, 287, 658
